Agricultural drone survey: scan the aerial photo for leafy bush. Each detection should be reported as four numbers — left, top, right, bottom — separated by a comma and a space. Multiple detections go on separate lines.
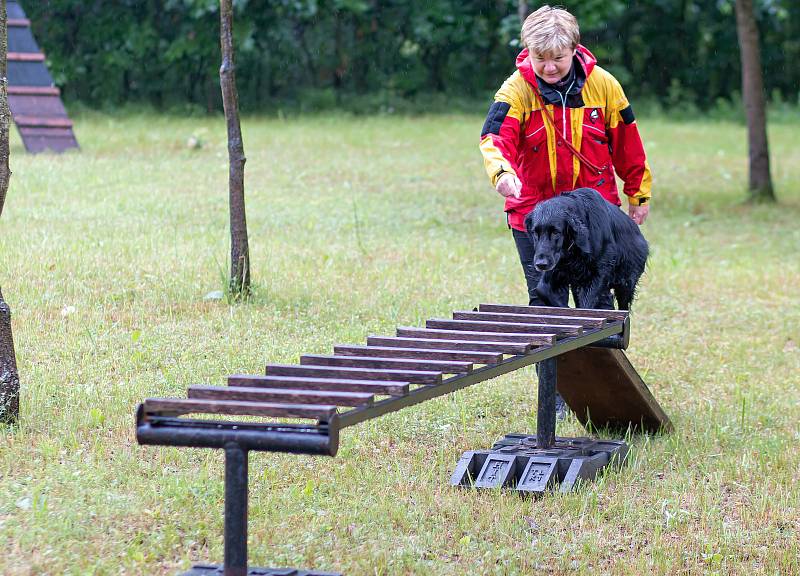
23, 0, 800, 113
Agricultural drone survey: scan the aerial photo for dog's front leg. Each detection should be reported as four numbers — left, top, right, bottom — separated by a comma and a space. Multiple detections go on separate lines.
574, 277, 614, 310
535, 273, 569, 307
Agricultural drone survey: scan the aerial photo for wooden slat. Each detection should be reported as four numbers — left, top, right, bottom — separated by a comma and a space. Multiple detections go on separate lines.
301, 354, 472, 374
396, 327, 556, 346
9, 95, 69, 118
8, 86, 61, 96
426, 318, 583, 336
368, 336, 532, 355
188, 385, 374, 407
17, 129, 79, 153
8, 52, 45, 62
17, 127, 74, 136
334, 344, 503, 364
8, 18, 31, 27
265, 363, 443, 385
479, 303, 628, 321
18, 127, 73, 137
453, 310, 605, 328
228, 374, 409, 396
143, 397, 336, 420
13, 115, 73, 128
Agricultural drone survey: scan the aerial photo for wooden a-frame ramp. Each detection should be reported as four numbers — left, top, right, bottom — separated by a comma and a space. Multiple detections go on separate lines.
7, 1, 79, 153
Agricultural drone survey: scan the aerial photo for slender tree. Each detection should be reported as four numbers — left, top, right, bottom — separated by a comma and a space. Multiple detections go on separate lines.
0, 0, 19, 424
518, 1, 530, 23
0, 287, 17, 425
735, 0, 775, 203
219, 0, 251, 298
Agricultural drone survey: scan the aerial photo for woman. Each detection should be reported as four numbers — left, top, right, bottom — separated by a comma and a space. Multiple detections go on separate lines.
480, 5, 652, 307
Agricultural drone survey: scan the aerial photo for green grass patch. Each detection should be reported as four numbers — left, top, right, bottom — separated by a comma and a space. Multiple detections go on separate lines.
1, 112, 798, 575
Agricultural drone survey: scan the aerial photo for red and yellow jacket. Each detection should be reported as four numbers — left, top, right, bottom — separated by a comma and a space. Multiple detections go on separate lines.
480, 45, 652, 231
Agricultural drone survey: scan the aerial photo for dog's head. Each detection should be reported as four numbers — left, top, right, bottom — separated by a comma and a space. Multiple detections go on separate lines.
524, 197, 591, 272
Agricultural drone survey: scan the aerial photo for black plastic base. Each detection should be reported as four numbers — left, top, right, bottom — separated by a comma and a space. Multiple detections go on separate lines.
181, 565, 341, 576
449, 434, 628, 493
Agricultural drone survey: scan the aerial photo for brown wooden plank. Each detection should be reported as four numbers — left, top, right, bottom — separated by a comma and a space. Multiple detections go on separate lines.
17, 131, 79, 153
367, 336, 531, 355
453, 310, 605, 328
188, 385, 373, 407
9, 94, 69, 117
426, 318, 583, 336
396, 327, 556, 346
265, 363, 442, 385
17, 129, 78, 154
8, 86, 61, 96
301, 354, 472, 374
17, 126, 75, 137
334, 345, 503, 364
143, 397, 336, 420
8, 18, 32, 27
228, 374, 409, 396
8, 52, 45, 62
479, 303, 628, 321
556, 348, 672, 434
14, 115, 73, 128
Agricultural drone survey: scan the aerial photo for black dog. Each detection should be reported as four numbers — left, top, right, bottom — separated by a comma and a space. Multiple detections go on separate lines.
524, 188, 649, 310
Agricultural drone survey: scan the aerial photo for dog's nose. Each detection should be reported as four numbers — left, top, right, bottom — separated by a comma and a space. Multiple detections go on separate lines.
534, 261, 550, 272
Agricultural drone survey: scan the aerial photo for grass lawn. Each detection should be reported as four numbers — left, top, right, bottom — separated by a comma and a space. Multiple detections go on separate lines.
1, 110, 798, 575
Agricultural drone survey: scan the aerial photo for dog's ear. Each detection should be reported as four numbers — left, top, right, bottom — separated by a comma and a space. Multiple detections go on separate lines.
524, 211, 536, 241
567, 213, 591, 254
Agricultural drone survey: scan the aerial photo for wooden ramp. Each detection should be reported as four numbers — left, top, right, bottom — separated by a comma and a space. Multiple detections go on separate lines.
7, 1, 79, 153
137, 303, 630, 447
557, 347, 672, 434
135, 304, 671, 575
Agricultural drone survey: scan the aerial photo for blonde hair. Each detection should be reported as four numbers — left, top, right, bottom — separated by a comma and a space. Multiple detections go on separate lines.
521, 5, 580, 55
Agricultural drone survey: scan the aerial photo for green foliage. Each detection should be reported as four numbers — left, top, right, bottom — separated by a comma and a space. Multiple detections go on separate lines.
21, 1, 800, 112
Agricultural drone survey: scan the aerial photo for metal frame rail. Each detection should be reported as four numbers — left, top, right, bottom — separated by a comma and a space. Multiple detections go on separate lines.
135, 304, 629, 576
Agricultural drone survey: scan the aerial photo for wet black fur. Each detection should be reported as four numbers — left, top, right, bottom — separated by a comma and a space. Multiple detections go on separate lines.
523, 188, 649, 310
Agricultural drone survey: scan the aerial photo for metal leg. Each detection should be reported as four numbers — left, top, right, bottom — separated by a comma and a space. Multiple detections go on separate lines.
179, 443, 343, 576
224, 443, 249, 576
536, 358, 557, 448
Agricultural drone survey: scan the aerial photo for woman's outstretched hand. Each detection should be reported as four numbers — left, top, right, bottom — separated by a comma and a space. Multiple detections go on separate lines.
629, 203, 649, 225
496, 173, 522, 198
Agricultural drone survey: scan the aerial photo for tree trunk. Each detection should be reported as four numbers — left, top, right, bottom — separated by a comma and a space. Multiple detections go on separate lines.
734, 0, 775, 203
0, 288, 19, 424
219, 0, 251, 298
0, 1, 8, 218
518, 1, 530, 23
0, 0, 19, 424
333, 10, 344, 106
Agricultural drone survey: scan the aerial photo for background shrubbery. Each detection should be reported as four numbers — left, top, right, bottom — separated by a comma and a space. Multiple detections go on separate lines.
25, 0, 800, 114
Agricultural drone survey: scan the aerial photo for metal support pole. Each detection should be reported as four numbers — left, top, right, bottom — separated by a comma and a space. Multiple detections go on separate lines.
224, 443, 249, 576
536, 357, 557, 448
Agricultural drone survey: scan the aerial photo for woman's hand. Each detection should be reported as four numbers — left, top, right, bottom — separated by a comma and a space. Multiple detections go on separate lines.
628, 203, 650, 225
496, 173, 522, 198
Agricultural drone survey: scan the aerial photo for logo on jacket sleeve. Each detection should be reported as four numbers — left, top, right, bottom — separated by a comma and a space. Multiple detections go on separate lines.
590, 109, 599, 123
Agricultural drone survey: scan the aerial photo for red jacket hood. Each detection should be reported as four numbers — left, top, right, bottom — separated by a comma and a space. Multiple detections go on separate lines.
516, 44, 597, 87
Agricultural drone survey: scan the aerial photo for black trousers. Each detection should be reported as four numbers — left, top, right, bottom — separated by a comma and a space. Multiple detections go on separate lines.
512, 228, 546, 306
511, 228, 613, 308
